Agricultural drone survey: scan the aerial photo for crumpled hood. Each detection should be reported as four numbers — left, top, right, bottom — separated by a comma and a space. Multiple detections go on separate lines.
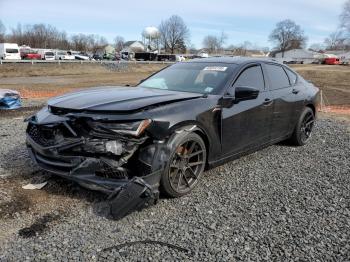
48, 86, 202, 112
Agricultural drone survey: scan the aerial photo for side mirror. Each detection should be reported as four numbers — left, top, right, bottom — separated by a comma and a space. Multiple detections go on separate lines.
234, 86, 260, 102
220, 95, 235, 108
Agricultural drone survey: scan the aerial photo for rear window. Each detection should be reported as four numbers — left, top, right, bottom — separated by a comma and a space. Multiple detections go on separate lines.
46, 52, 54, 56
6, 49, 19, 53
265, 64, 290, 90
285, 68, 297, 85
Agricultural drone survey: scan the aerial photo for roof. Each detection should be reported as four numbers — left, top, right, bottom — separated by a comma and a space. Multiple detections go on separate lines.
190, 56, 280, 65
123, 41, 144, 47
274, 48, 319, 56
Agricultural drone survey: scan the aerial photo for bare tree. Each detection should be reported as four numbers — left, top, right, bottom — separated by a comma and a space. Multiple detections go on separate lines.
227, 41, 253, 56
159, 15, 189, 54
324, 30, 348, 50
71, 34, 107, 53
269, 19, 307, 57
7, 23, 70, 49
218, 31, 228, 52
114, 36, 125, 52
309, 43, 325, 52
321, 0, 350, 51
0, 20, 5, 42
4, 22, 112, 52
202, 31, 227, 54
92, 35, 108, 53
202, 35, 220, 53
340, 0, 350, 32
159, 20, 170, 51
8, 24, 24, 45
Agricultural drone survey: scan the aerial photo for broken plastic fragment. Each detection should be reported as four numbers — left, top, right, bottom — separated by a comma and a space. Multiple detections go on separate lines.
22, 182, 48, 190
108, 177, 159, 220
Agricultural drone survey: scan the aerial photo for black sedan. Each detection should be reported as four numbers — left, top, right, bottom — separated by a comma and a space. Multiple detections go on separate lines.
26, 57, 319, 209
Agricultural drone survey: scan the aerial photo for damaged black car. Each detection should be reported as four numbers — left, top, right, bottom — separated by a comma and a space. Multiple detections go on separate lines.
26, 57, 319, 218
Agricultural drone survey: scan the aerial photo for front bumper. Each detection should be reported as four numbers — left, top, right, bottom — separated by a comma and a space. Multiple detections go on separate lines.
26, 133, 163, 194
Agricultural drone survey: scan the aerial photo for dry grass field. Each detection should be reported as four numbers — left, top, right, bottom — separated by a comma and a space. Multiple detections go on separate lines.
0, 63, 349, 106
0, 63, 166, 98
291, 64, 350, 106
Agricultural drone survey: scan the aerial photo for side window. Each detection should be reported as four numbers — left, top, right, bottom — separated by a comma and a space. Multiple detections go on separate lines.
233, 65, 264, 90
285, 68, 297, 85
265, 64, 290, 90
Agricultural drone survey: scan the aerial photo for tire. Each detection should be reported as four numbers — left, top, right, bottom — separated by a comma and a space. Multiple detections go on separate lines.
290, 107, 315, 146
160, 132, 206, 198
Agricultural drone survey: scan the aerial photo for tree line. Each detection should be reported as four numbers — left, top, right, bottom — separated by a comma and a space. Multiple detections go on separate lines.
0, 15, 190, 54
0, 0, 350, 55
0, 22, 109, 53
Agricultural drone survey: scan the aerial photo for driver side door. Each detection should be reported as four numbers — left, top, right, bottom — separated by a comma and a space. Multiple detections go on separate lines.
221, 64, 273, 156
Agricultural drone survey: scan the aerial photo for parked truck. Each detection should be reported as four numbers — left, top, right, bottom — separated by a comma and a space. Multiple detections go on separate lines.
37, 49, 55, 60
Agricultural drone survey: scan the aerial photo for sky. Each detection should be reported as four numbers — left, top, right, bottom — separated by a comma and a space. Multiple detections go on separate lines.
0, 0, 347, 49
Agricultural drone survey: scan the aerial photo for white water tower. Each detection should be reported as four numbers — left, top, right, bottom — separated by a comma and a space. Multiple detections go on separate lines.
142, 26, 160, 52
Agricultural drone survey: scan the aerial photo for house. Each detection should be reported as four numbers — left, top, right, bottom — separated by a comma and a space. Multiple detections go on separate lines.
273, 49, 319, 64
95, 45, 115, 56
121, 41, 145, 53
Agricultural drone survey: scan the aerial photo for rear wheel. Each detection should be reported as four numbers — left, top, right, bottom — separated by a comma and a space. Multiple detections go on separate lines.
290, 107, 315, 146
160, 132, 206, 198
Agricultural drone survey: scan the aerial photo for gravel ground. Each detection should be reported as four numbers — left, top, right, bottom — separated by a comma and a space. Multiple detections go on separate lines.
0, 115, 349, 261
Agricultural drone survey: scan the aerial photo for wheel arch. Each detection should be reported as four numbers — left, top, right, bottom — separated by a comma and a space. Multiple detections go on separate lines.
305, 103, 316, 117
170, 122, 211, 167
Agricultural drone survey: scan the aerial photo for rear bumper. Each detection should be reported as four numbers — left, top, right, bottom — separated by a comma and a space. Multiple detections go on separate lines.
26, 135, 162, 194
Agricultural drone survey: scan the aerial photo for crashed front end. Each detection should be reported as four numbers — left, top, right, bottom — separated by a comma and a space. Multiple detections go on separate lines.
26, 106, 166, 218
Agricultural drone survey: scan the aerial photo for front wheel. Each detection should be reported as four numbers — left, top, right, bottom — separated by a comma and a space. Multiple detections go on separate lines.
290, 107, 315, 146
160, 132, 206, 198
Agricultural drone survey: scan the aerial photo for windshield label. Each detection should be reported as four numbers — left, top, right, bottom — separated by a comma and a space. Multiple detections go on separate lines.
203, 66, 228, 72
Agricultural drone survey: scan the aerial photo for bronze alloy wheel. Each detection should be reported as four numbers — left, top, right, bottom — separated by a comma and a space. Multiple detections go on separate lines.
168, 139, 206, 194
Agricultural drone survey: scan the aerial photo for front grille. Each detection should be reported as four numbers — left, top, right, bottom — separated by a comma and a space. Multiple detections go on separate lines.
28, 124, 56, 147
96, 163, 128, 179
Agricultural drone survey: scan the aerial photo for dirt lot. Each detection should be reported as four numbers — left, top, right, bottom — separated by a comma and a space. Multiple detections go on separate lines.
0, 63, 166, 98
290, 64, 350, 106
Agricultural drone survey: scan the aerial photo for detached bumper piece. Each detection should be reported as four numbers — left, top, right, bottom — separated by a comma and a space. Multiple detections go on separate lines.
26, 120, 166, 219
108, 175, 160, 220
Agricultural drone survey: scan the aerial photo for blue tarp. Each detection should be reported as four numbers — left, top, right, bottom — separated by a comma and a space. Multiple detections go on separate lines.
0, 89, 22, 110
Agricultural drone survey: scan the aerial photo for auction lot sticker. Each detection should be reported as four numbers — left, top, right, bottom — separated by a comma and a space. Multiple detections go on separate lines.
203, 66, 228, 71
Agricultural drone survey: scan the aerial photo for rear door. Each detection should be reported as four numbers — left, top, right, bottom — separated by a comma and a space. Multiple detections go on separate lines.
262, 63, 296, 140
222, 63, 273, 156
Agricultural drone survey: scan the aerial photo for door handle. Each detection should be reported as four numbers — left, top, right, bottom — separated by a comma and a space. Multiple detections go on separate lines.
263, 98, 273, 106
292, 89, 299, 94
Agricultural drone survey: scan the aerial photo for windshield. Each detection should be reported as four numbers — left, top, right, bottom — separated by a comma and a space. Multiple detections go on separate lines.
46, 52, 54, 56
6, 49, 19, 53
138, 62, 236, 94
23, 49, 37, 54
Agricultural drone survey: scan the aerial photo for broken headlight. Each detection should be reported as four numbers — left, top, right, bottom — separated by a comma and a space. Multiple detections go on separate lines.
105, 140, 123, 155
97, 119, 152, 137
